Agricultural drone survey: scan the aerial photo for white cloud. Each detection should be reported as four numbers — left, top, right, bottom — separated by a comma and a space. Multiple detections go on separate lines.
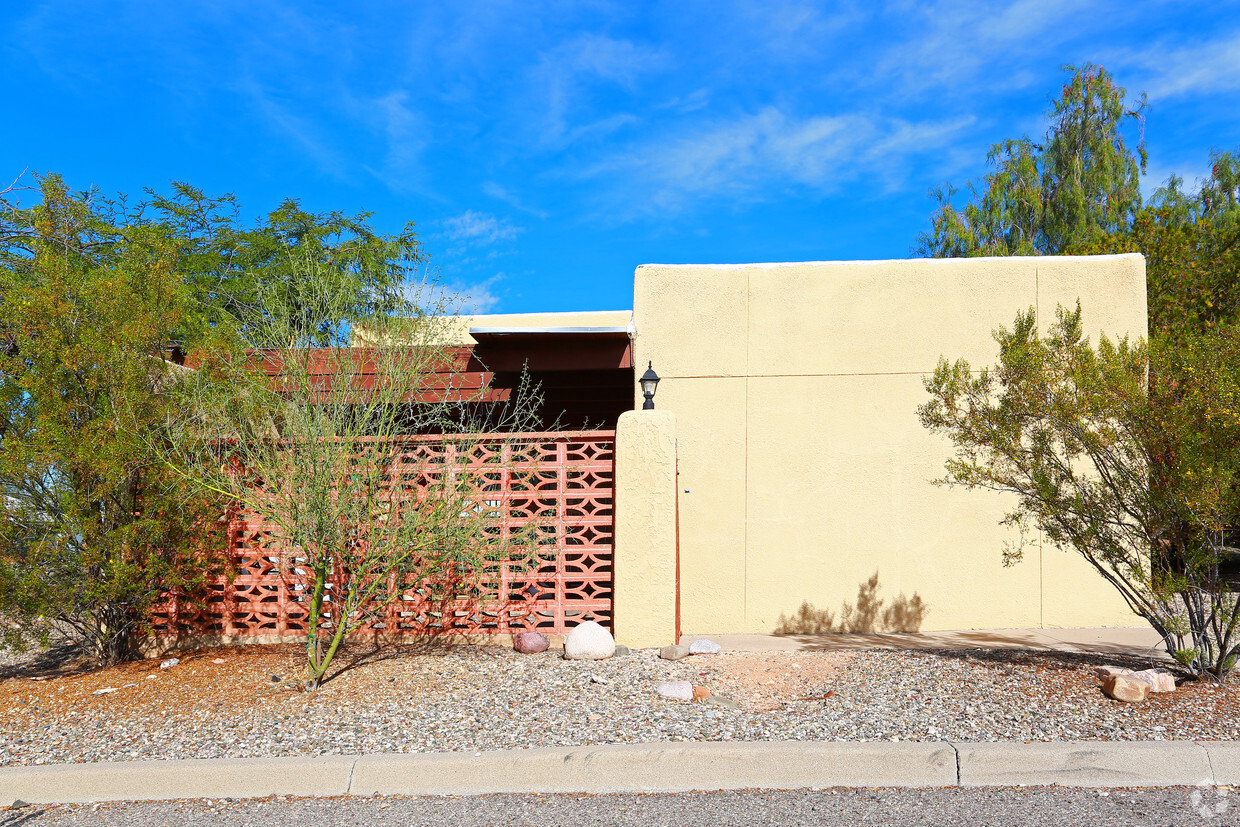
408, 274, 503, 314
442, 210, 522, 245
1125, 32, 1240, 100
590, 107, 974, 211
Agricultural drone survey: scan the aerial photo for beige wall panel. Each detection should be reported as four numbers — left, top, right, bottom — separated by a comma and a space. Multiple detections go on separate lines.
1035, 254, 1148, 343
632, 265, 750, 381
745, 258, 1038, 376
653, 377, 749, 632
1039, 541, 1142, 627
741, 375, 1047, 634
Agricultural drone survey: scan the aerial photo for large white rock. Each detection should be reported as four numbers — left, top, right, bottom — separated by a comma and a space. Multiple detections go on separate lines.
1131, 668, 1176, 693
563, 620, 615, 660
689, 638, 722, 655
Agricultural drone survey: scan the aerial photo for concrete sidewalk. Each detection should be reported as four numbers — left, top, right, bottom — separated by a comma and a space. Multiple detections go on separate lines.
3, 741, 1238, 805
679, 627, 1169, 658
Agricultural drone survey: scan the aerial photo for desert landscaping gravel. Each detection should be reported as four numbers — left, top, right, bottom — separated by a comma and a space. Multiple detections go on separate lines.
0, 642, 1236, 767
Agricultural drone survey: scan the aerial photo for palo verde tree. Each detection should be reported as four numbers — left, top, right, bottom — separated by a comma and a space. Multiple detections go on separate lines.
0, 174, 222, 663
168, 252, 541, 689
919, 306, 1240, 680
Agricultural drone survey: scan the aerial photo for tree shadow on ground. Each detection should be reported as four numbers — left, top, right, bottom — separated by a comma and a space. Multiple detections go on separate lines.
318, 634, 485, 686
0, 640, 92, 683
774, 572, 928, 635
909, 646, 1167, 674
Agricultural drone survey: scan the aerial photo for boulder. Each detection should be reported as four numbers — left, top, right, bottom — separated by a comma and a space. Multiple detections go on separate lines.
513, 631, 550, 654
689, 638, 722, 655
1131, 668, 1176, 693
1102, 674, 1150, 702
1094, 665, 1133, 680
659, 645, 691, 661
563, 621, 615, 660
656, 681, 694, 700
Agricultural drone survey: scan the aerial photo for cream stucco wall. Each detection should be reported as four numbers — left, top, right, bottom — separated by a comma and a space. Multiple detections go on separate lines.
630, 255, 1147, 635
612, 410, 679, 648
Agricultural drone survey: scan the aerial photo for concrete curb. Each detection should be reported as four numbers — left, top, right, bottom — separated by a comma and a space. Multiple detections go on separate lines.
2, 741, 1238, 805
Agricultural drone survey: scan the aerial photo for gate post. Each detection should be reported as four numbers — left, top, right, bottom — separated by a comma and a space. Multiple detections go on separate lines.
613, 410, 678, 648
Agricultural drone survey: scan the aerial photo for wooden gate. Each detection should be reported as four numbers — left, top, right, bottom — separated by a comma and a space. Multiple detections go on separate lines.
150, 431, 615, 638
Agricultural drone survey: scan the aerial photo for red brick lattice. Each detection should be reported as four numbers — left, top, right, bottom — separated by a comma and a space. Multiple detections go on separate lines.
150, 431, 615, 638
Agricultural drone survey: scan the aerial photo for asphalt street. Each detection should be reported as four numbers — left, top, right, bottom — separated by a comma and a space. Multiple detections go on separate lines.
5, 786, 1237, 827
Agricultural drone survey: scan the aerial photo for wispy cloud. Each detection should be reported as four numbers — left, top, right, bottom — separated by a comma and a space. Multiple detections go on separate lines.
1124, 31, 1240, 100
408, 274, 504, 314
442, 210, 522, 244
482, 181, 550, 219
527, 33, 663, 149
590, 107, 974, 211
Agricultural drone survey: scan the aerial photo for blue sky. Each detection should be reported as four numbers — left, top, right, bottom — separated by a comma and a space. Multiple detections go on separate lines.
4, 1, 1238, 313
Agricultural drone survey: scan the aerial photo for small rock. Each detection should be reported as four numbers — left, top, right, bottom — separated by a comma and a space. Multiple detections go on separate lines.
692, 685, 711, 701
656, 681, 694, 701
589, 675, 610, 685
271, 675, 282, 683
10, 799, 27, 809
612, 645, 632, 657
1102, 674, 1150, 702
513, 631, 550, 654
212, 658, 226, 665
563, 621, 615, 660
92, 687, 119, 696
689, 638, 722, 655
702, 695, 739, 710
1094, 665, 1133, 680
659, 645, 691, 661
159, 658, 180, 669
1130, 668, 1176, 693
145, 674, 158, 680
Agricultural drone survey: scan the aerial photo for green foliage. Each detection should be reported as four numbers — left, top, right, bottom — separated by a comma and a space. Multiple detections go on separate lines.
918, 65, 1146, 257
141, 184, 424, 345
0, 175, 222, 664
167, 254, 541, 689
1068, 151, 1240, 340
919, 305, 1240, 680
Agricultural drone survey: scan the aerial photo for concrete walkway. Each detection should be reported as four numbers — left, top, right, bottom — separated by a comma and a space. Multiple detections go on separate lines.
679, 627, 1169, 658
3, 741, 1238, 805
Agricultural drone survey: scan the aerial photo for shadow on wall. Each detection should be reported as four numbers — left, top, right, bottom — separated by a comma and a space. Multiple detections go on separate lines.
774, 572, 928, 634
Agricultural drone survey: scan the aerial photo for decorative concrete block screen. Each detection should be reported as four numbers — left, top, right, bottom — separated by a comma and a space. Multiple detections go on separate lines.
151, 432, 615, 638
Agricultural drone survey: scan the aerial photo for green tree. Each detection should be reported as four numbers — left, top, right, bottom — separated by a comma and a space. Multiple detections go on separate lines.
918, 65, 1146, 257
919, 306, 1240, 680
0, 175, 222, 663
141, 184, 422, 345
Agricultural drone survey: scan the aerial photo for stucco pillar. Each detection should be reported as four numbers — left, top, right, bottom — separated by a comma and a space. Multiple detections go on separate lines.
612, 409, 678, 648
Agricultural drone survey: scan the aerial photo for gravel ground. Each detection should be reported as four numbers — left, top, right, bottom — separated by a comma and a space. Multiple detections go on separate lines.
0, 642, 1236, 766
14, 787, 1240, 827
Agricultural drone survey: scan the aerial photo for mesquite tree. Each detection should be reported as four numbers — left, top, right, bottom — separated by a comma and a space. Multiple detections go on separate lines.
919, 305, 1240, 681
0, 175, 221, 663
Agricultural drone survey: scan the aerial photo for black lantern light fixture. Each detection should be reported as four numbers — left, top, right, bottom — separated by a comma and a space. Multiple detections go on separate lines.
639, 361, 660, 410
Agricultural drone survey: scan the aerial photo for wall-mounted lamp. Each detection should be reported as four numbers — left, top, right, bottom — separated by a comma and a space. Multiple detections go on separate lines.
640, 361, 660, 410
